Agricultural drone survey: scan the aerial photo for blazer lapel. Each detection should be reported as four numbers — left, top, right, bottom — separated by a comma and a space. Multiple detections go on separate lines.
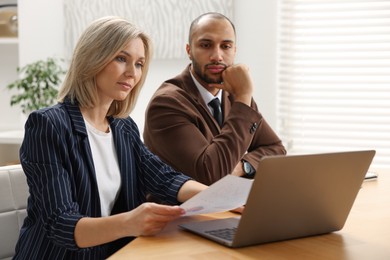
177, 65, 223, 129
64, 98, 98, 189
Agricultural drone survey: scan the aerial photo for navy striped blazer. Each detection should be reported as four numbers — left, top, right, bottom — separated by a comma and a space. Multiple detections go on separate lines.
14, 98, 191, 260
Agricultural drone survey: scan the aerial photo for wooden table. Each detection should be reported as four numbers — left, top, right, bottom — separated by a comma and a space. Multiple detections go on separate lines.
109, 171, 390, 260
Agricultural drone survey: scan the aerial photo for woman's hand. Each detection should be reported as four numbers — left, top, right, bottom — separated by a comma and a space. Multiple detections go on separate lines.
75, 180, 206, 248
125, 203, 185, 236
230, 206, 245, 214
75, 202, 185, 248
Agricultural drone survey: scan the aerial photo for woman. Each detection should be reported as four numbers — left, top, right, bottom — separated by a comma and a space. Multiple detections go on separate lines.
14, 16, 206, 259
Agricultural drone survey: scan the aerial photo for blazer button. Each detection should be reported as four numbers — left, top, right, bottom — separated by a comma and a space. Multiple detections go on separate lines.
250, 123, 258, 134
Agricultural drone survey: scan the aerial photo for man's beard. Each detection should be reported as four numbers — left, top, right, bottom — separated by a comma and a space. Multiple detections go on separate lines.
192, 59, 224, 84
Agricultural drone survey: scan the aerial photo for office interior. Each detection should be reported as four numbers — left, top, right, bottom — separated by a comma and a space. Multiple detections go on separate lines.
1, 0, 389, 169
0, 0, 280, 166
1, 1, 390, 259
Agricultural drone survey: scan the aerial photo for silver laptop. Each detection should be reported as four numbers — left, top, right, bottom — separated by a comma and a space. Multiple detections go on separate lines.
179, 150, 376, 248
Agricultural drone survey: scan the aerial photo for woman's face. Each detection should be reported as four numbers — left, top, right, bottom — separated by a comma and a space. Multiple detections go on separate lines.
95, 37, 145, 105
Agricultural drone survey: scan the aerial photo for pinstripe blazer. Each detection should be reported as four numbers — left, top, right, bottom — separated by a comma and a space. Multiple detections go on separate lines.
14, 98, 191, 260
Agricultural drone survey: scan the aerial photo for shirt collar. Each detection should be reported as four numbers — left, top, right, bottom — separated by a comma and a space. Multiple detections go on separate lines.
189, 68, 223, 108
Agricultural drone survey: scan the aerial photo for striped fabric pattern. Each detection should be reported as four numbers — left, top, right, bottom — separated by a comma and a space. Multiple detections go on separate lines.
13, 98, 191, 259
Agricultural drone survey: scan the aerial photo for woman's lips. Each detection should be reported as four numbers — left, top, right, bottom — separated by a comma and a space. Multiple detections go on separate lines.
118, 82, 132, 90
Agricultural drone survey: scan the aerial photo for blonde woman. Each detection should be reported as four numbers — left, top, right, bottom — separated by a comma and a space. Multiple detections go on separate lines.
14, 16, 205, 259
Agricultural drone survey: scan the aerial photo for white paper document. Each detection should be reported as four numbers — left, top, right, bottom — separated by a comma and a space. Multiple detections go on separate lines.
180, 175, 253, 216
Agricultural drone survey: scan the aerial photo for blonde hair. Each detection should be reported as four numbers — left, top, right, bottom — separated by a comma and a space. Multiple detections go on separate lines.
58, 16, 152, 118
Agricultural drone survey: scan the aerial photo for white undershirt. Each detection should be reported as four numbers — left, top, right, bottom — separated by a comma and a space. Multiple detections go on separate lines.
85, 120, 121, 217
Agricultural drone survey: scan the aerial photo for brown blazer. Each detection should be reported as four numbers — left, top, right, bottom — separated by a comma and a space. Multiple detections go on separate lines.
143, 65, 286, 185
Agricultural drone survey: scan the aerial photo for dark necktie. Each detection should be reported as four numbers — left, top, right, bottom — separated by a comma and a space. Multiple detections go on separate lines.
209, 98, 223, 127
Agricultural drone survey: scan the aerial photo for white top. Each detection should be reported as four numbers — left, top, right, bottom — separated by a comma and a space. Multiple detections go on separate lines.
85, 120, 121, 217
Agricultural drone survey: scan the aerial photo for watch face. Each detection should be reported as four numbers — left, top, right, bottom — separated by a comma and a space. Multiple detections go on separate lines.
242, 161, 254, 177
243, 162, 251, 174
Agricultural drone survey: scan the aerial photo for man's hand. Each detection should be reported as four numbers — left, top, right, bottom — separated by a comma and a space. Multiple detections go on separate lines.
209, 64, 254, 106
231, 160, 245, 177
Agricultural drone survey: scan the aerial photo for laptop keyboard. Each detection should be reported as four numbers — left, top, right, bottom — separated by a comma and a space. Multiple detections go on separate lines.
205, 227, 237, 241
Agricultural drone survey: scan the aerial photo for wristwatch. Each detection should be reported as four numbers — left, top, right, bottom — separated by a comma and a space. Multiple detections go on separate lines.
242, 160, 256, 179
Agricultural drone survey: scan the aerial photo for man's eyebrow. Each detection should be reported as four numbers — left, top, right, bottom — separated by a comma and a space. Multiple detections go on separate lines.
198, 38, 212, 42
222, 40, 234, 44
198, 39, 234, 44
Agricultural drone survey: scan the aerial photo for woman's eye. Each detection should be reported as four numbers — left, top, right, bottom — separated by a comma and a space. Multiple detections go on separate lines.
116, 56, 126, 62
136, 63, 144, 68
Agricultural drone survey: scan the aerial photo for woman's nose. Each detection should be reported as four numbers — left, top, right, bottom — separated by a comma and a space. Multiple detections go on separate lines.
124, 65, 135, 77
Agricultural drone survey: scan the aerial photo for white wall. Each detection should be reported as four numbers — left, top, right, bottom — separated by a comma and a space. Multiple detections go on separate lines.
0, 42, 20, 130
132, 0, 279, 131
0, 41, 20, 164
7, 0, 278, 133
18, 0, 64, 66
0, 0, 64, 131
234, 1, 278, 128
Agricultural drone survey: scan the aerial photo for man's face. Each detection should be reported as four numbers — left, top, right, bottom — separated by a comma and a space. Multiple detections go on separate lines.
186, 17, 236, 87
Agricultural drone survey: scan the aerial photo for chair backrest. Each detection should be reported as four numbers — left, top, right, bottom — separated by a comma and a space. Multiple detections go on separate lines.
0, 164, 28, 260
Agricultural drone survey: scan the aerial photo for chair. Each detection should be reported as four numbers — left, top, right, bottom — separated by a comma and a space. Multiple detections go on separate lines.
0, 164, 28, 260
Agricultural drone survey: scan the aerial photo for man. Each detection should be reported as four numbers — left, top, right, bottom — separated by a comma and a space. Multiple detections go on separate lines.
144, 12, 286, 185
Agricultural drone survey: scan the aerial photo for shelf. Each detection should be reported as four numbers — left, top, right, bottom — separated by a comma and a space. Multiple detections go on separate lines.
0, 37, 18, 44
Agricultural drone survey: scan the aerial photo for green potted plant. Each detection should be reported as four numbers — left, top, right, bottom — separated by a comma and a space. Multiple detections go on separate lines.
7, 57, 66, 114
